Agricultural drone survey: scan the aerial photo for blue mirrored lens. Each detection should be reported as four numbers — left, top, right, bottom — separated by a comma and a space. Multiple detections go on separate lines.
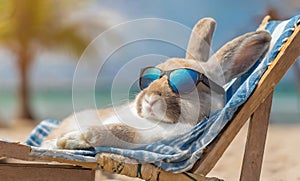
140, 68, 161, 90
169, 69, 198, 93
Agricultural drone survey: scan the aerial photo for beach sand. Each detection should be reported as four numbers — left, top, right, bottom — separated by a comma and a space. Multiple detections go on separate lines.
0, 121, 299, 181
208, 123, 300, 181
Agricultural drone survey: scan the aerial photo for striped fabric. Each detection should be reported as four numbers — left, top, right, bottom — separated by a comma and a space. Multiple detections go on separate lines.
25, 119, 60, 147
26, 15, 300, 173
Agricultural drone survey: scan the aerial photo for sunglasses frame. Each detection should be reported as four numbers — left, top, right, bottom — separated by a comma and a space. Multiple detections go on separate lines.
139, 66, 225, 95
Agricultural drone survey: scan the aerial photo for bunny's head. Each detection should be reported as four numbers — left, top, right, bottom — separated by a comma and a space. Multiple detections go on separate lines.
135, 18, 271, 125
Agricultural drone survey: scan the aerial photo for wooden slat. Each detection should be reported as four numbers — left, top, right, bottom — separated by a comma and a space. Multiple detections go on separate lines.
0, 162, 95, 181
0, 141, 31, 160
34, 156, 98, 170
0, 140, 98, 169
240, 92, 273, 181
191, 25, 300, 175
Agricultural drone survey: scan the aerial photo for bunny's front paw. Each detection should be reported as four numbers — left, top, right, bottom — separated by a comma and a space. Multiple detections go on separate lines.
56, 131, 92, 150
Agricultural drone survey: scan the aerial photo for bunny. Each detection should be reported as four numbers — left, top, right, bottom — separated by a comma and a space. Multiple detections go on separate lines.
43, 18, 271, 150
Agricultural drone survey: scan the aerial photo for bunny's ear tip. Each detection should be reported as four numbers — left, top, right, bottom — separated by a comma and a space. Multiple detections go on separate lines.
193, 18, 216, 31
256, 30, 271, 35
254, 30, 272, 42
196, 17, 216, 23
202, 17, 216, 23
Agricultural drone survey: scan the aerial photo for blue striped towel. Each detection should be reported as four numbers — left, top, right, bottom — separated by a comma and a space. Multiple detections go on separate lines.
26, 15, 300, 173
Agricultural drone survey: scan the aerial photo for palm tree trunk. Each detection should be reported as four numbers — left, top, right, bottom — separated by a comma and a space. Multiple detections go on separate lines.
16, 48, 34, 120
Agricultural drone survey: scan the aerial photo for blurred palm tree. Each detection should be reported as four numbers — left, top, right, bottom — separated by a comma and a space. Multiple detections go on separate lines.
0, 0, 110, 120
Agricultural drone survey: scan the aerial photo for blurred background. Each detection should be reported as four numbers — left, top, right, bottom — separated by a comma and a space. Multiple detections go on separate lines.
0, 0, 299, 126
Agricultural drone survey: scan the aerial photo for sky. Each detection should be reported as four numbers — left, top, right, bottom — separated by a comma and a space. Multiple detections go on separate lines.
0, 0, 299, 90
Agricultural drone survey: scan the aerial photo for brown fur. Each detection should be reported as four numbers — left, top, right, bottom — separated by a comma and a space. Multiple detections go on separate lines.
106, 124, 136, 143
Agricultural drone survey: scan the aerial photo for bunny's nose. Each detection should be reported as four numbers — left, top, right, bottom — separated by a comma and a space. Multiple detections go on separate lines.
143, 94, 160, 115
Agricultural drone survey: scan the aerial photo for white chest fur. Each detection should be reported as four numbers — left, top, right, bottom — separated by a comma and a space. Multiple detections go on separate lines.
73, 103, 194, 146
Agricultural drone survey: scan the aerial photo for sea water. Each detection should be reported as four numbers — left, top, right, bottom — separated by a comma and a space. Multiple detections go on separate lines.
0, 85, 299, 124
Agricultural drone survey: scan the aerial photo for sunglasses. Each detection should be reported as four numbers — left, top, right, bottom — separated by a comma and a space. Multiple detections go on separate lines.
139, 67, 225, 95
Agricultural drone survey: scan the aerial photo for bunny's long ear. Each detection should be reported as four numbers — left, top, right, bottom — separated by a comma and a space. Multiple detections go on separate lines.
185, 18, 216, 61
206, 30, 271, 85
